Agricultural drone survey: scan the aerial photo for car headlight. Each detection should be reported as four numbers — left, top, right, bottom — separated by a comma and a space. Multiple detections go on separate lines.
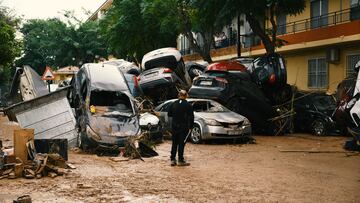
86, 125, 101, 141
243, 118, 251, 125
204, 119, 221, 126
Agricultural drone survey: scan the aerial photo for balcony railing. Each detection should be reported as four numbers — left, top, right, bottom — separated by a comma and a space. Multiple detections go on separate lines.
277, 6, 360, 35
180, 6, 360, 55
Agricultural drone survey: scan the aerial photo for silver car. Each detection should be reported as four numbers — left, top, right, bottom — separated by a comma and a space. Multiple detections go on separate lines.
154, 98, 251, 143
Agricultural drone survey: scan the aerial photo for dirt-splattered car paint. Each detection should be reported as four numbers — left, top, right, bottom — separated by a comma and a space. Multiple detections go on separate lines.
69, 63, 140, 150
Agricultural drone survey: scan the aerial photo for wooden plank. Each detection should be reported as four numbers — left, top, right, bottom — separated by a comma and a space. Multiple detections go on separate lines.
14, 129, 34, 163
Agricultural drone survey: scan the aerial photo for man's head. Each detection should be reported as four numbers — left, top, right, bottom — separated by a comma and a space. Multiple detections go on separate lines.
178, 89, 188, 99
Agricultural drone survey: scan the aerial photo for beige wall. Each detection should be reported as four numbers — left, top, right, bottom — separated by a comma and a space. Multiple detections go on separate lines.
285, 43, 360, 93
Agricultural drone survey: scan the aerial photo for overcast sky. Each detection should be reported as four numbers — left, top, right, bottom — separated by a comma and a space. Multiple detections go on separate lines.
1, 0, 104, 21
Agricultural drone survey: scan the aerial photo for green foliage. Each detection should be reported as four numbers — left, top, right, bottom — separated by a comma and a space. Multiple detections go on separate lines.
100, 0, 179, 62
220, 0, 306, 53
100, 0, 232, 63
0, 5, 21, 85
18, 18, 108, 75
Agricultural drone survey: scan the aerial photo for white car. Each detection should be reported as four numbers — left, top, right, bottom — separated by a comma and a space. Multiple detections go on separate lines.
155, 98, 251, 144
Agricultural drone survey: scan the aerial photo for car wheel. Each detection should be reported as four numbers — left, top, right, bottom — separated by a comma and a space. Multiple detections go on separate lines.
311, 119, 326, 136
79, 130, 94, 151
190, 124, 202, 144
189, 67, 203, 79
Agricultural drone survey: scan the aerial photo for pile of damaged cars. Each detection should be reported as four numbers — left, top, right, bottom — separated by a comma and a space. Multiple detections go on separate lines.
4, 47, 359, 155
189, 54, 291, 135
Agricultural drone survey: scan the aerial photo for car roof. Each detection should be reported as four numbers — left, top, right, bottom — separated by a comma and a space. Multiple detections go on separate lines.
206, 60, 247, 72
81, 63, 130, 92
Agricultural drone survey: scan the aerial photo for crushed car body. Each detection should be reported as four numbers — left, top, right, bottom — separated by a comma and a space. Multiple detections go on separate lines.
188, 60, 278, 134
139, 47, 192, 104
69, 63, 141, 150
293, 91, 342, 136
103, 59, 141, 76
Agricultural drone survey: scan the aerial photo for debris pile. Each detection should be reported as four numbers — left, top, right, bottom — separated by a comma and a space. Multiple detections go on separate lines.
0, 129, 74, 179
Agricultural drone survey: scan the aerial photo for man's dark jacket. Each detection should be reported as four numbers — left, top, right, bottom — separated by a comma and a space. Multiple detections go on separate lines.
168, 99, 194, 131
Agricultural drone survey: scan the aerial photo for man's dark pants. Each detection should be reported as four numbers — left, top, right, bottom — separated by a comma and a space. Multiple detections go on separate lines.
170, 128, 188, 162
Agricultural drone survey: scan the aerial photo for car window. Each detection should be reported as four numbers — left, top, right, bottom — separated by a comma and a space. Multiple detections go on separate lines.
206, 71, 228, 77
157, 102, 172, 112
313, 95, 336, 111
190, 100, 229, 112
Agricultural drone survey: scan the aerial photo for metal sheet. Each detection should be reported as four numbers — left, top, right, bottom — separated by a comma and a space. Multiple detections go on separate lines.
4, 88, 77, 147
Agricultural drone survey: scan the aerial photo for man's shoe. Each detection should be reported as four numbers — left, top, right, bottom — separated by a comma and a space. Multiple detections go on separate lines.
171, 160, 177, 166
177, 160, 190, 166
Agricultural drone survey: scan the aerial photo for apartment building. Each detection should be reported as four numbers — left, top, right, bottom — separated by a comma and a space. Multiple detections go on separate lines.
87, 0, 113, 21
90, 0, 360, 93
180, 0, 360, 93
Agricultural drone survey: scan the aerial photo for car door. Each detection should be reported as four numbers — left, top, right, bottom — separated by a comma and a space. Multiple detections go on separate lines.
294, 95, 314, 130
156, 101, 174, 131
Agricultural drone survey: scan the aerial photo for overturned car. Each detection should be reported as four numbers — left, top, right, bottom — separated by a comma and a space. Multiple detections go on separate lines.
139, 47, 192, 104
69, 63, 141, 150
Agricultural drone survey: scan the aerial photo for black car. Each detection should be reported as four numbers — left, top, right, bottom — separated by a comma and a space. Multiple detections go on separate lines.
293, 91, 342, 135
189, 60, 278, 134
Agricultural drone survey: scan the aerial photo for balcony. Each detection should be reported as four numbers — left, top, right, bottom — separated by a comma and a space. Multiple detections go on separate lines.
180, 6, 360, 58
277, 6, 360, 36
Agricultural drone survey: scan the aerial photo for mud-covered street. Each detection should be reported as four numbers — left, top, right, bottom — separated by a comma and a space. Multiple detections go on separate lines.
1, 135, 359, 203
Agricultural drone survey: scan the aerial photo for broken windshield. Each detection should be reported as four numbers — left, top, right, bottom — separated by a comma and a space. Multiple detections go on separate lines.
89, 91, 134, 116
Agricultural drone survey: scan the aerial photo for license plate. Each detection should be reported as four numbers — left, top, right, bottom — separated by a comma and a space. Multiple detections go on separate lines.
200, 80, 212, 86
227, 130, 242, 135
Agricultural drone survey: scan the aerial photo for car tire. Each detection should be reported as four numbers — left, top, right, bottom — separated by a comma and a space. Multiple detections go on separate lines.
189, 67, 203, 79
79, 131, 94, 151
311, 119, 326, 136
190, 124, 202, 144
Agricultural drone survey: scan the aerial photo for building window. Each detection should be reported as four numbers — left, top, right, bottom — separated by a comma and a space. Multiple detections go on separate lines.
276, 13, 287, 35
308, 58, 328, 88
351, 0, 360, 20
347, 54, 360, 76
310, 0, 328, 29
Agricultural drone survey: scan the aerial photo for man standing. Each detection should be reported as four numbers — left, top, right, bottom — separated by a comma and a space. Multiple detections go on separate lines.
168, 90, 194, 166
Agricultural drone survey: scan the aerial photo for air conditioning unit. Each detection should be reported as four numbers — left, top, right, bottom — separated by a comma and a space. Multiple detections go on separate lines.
326, 47, 340, 63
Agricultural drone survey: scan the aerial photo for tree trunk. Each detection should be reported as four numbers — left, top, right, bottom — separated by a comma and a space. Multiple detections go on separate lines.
183, 31, 213, 63
178, 3, 213, 63
246, 13, 275, 54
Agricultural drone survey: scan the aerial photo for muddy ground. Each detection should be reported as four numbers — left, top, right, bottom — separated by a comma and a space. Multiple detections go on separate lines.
1, 116, 360, 203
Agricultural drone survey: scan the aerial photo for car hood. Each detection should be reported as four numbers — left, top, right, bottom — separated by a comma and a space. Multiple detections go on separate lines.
89, 113, 140, 137
195, 111, 245, 123
140, 112, 160, 126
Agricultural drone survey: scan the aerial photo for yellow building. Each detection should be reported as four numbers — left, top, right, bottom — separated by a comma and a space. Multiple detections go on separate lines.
182, 0, 360, 93
53, 66, 79, 83
87, 0, 113, 21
